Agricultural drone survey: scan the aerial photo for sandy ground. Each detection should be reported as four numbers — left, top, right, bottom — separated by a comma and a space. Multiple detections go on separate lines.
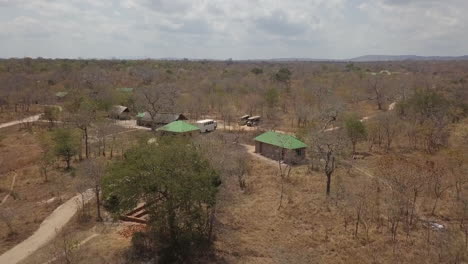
0, 114, 42, 129
0, 189, 94, 264
113, 119, 151, 131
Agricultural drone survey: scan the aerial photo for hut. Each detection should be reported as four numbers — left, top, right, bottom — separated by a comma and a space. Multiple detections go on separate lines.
156, 121, 200, 136
109, 105, 131, 120
136, 112, 188, 128
254, 131, 307, 164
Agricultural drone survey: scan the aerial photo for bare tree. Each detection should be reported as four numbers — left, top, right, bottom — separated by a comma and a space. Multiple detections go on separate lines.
80, 158, 106, 221
137, 84, 178, 131
367, 76, 385, 111
0, 207, 15, 237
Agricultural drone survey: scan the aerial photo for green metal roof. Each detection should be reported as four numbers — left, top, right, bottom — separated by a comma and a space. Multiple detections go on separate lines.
136, 112, 146, 118
156, 121, 200, 133
254, 131, 307, 150
117, 87, 134, 93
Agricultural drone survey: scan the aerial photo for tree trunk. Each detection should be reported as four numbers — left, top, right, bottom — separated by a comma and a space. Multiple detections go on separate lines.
95, 186, 102, 221
84, 127, 89, 159
66, 157, 71, 170
431, 197, 439, 215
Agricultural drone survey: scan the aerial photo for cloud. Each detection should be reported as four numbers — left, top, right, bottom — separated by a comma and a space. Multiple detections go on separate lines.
0, 0, 466, 59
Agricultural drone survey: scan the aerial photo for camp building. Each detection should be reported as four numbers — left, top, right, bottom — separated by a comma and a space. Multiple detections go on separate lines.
136, 112, 187, 128
109, 105, 131, 120
156, 120, 200, 136
254, 131, 307, 164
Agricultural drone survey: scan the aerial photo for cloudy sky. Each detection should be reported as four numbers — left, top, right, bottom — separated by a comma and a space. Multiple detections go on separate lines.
0, 0, 467, 59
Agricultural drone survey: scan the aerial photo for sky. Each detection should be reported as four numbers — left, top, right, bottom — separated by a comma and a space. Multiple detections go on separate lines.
0, 0, 467, 59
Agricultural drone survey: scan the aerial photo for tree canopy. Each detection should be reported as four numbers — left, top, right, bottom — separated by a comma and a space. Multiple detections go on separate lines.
103, 137, 220, 261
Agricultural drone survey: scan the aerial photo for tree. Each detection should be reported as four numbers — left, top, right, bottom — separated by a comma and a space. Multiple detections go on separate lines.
0, 207, 15, 237
70, 99, 97, 159
103, 137, 220, 261
367, 76, 385, 110
265, 87, 279, 109
309, 131, 346, 196
80, 158, 106, 221
52, 128, 80, 170
344, 114, 367, 154
43, 105, 60, 128
37, 132, 55, 182
274, 67, 292, 86
137, 84, 177, 131
251, 67, 263, 75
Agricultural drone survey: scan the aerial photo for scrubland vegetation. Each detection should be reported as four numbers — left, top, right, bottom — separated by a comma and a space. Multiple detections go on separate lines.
0, 58, 467, 263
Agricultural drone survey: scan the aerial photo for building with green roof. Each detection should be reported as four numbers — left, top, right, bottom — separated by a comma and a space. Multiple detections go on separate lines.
254, 131, 307, 164
156, 120, 200, 135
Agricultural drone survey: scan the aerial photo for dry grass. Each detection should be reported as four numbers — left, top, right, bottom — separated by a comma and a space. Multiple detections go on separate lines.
0, 126, 79, 254
213, 149, 462, 264
0, 106, 43, 124
20, 202, 131, 264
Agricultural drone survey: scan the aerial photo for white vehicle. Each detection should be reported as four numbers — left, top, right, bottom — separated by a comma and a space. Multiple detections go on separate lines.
196, 119, 217, 133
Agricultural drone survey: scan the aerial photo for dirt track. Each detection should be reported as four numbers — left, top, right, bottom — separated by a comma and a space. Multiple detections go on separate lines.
0, 114, 42, 129
0, 189, 93, 264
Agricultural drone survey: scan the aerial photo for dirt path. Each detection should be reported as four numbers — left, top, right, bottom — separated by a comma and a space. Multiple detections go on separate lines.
113, 119, 151, 131
0, 114, 42, 129
0, 189, 94, 264
1, 171, 17, 205
240, 144, 278, 167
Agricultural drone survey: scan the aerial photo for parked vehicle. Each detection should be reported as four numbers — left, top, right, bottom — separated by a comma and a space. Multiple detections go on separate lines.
196, 119, 217, 132
246, 116, 261, 127
239, 115, 250, 126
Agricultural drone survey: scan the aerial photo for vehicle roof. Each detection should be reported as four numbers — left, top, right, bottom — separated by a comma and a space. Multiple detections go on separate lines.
248, 116, 261, 120
197, 119, 216, 123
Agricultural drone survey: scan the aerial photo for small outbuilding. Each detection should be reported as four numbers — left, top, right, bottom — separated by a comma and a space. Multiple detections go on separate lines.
110, 105, 131, 120
156, 121, 200, 136
254, 131, 307, 164
136, 112, 188, 128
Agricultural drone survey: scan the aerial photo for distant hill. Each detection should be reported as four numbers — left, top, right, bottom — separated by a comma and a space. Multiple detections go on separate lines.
348, 55, 468, 62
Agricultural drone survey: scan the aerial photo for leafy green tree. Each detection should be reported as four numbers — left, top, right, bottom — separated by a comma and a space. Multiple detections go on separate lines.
103, 138, 220, 262
251, 67, 263, 75
275, 67, 291, 82
275, 67, 292, 85
52, 128, 80, 170
265, 87, 279, 108
37, 132, 56, 182
43, 106, 61, 128
345, 115, 367, 154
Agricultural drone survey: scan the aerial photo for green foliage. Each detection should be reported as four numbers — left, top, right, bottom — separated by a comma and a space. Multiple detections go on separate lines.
345, 63, 361, 72
275, 67, 292, 84
251, 67, 263, 75
265, 87, 279, 108
344, 114, 367, 153
103, 137, 220, 261
396, 90, 449, 121
52, 128, 80, 169
43, 106, 61, 125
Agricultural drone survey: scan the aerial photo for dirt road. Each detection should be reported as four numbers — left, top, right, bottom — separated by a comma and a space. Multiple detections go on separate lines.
113, 119, 151, 131
0, 114, 42, 129
0, 189, 94, 264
